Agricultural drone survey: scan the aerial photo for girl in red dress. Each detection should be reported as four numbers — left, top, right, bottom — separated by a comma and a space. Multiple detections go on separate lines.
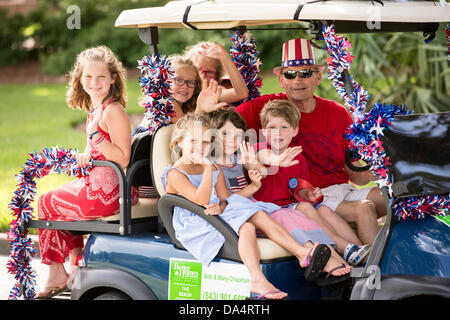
36, 46, 138, 298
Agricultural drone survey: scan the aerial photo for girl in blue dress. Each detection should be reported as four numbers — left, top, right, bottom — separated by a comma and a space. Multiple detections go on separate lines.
162, 113, 350, 299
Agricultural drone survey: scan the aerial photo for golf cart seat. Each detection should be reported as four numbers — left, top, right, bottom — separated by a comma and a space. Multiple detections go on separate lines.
153, 124, 294, 263
100, 132, 159, 222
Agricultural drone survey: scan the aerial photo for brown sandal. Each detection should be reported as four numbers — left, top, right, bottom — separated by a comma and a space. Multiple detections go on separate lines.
36, 283, 68, 299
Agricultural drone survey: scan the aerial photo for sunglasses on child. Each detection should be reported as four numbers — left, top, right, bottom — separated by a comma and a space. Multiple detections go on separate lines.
173, 77, 197, 88
282, 69, 317, 80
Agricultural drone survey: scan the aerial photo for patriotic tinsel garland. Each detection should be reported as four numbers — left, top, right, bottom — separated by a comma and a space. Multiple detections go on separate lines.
229, 30, 262, 107
392, 194, 450, 221
344, 102, 412, 196
137, 55, 175, 134
7, 147, 90, 299
322, 24, 369, 122
447, 23, 449, 62
322, 24, 449, 221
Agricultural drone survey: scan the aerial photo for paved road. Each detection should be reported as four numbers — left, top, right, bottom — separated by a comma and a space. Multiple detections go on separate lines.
0, 254, 70, 300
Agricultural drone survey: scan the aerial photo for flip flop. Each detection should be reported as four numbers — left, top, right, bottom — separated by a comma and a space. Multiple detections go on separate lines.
316, 264, 352, 288
303, 244, 331, 282
36, 283, 68, 300
246, 290, 289, 300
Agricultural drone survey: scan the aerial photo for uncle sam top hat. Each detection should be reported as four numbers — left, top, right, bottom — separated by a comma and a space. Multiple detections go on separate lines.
273, 38, 325, 75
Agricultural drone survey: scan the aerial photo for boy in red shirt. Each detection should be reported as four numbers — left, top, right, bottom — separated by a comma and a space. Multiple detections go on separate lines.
251, 99, 369, 265
252, 99, 317, 207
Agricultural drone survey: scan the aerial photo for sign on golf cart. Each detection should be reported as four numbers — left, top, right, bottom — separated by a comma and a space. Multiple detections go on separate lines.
168, 258, 251, 300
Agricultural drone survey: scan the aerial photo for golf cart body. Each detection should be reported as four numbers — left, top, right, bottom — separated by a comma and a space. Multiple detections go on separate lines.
350, 112, 450, 299
27, 0, 450, 300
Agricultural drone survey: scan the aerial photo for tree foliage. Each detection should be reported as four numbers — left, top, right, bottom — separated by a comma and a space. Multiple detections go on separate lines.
346, 27, 450, 113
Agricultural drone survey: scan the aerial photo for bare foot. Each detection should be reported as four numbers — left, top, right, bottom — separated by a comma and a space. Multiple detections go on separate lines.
251, 276, 288, 300
323, 256, 351, 276
66, 248, 82, 287
37, 263, 69, 297
330, 247, 351, 269
66, 264, 78, 289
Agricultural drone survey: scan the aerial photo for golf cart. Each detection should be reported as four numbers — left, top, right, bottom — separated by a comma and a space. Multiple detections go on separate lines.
26, 0, 450, 300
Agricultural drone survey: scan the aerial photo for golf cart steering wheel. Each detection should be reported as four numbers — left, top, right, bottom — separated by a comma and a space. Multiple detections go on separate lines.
345, 150, 371, 172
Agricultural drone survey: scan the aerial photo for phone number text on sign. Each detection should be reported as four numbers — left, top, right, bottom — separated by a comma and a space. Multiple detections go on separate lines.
202, 291, 248, 300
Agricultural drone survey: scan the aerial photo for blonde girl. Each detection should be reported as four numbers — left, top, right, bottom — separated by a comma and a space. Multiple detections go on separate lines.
36, 46, 138, 299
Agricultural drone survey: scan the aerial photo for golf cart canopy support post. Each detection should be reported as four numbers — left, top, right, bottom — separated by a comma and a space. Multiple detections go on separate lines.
138, 26, 159, 56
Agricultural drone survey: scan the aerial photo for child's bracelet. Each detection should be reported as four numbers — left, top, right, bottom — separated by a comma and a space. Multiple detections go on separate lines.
94, 136, 104, 145
92, 134, 101, 143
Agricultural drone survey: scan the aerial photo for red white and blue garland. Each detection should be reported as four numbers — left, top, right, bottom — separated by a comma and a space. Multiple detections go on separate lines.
7, 147, 90, 299
137, 55, 175, 134
392, 194, 450, 221
322, 24, 369, 123
322, 23, 449, 221
344, 102, 412, 196
229, 30, 262, 107
447, 23, 450, 62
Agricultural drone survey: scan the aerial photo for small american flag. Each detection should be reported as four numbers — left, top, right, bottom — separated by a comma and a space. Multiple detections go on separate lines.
229, 175, 248, 193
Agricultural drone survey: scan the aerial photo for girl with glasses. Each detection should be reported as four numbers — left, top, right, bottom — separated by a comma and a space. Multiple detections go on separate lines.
132, 55, 201, 136
169, 55, 202, 123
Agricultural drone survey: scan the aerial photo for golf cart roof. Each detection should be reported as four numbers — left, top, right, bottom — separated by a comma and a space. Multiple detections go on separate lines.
115, 0, 449, 31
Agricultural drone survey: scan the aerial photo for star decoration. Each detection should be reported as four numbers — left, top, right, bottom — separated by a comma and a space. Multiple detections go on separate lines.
371, 116, 385, 137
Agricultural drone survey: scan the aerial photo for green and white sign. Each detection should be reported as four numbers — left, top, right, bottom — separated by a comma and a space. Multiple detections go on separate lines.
168, 258, 251, 300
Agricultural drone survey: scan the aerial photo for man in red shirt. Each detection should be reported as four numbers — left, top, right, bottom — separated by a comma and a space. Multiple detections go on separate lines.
234, 39, 385, 246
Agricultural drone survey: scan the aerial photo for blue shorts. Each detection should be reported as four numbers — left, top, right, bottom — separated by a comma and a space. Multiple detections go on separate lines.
283, 202, 324, 210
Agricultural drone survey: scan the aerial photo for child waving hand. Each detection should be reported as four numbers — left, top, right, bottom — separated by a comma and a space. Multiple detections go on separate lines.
162, 114, 350, 299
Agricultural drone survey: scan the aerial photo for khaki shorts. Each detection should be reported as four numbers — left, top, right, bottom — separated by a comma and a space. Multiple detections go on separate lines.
321, 183, 373, 211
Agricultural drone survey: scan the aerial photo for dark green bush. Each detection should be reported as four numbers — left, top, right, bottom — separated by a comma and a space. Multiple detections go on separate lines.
0, 10, 37, 66
2, 0, 301, 74
0, 0, 167, 74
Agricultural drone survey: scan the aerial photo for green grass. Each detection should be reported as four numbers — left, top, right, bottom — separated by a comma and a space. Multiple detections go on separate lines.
260, 74, 282, 95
